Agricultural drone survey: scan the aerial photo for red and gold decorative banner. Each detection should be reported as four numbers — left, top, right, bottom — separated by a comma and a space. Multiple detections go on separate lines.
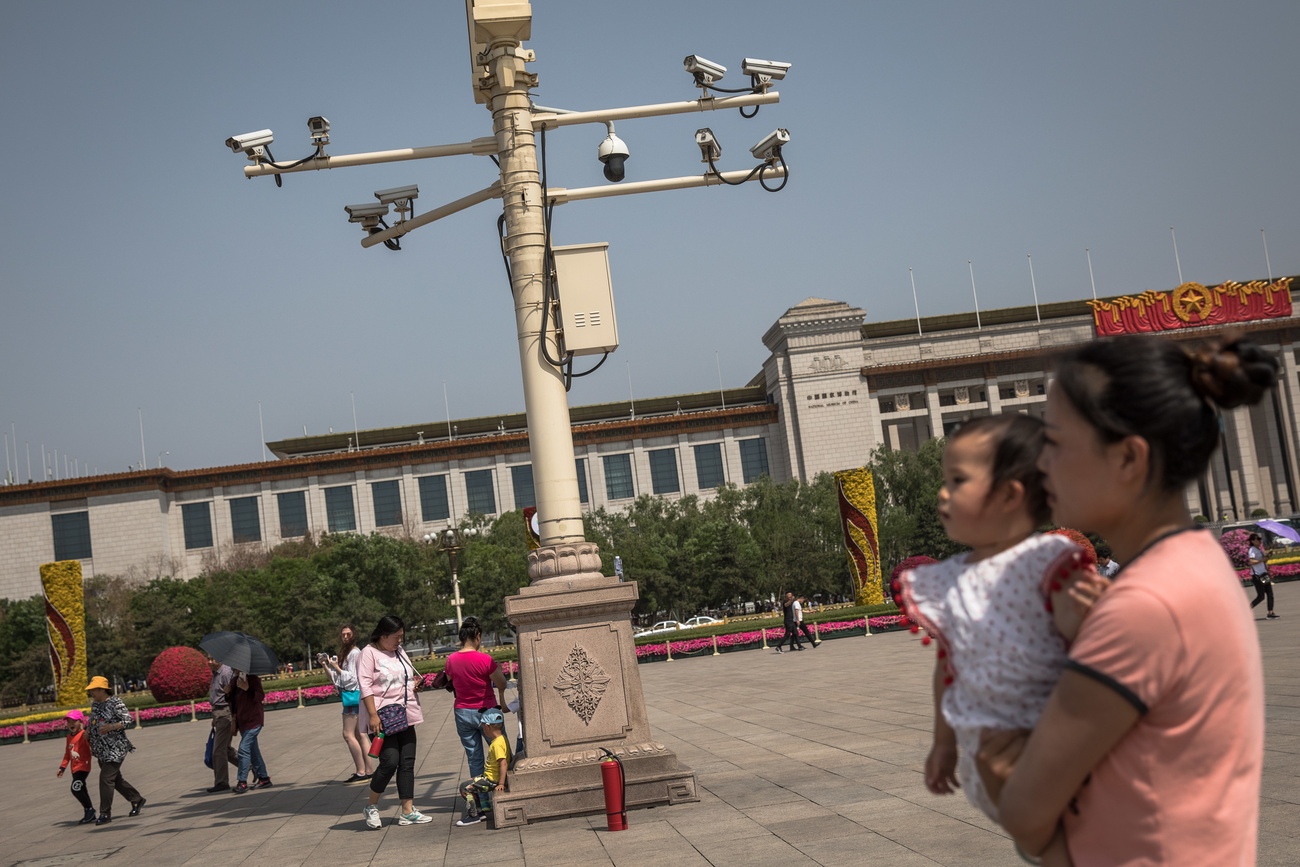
1089, 278, 1292, 336
834, 467, 884, 606
40, 560, 87, 707
522, 507, 541, 550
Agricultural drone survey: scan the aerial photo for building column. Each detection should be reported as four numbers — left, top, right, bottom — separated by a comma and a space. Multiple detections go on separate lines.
1228, 406, 1263, 516
925, 384, 944, 441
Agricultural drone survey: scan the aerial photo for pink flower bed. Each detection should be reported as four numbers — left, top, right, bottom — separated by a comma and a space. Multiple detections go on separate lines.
634, 617, 905, 659
138, 704, 189, 722
0, 724, 25, 738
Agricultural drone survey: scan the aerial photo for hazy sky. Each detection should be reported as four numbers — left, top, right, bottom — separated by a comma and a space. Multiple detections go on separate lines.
3, 1, 1298, 478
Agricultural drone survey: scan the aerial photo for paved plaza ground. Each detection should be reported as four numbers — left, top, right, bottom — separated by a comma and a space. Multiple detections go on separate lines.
3, 583, 1298, 867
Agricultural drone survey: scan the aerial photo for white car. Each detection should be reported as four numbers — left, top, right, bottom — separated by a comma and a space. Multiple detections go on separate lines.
682, 615, 724, 629
637, 620, 684, 637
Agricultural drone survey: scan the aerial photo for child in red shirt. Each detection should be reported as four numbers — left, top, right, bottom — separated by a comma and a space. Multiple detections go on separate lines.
57, 709, 96, 824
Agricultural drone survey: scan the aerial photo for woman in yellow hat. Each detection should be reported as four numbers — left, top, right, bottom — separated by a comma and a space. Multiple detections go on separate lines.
85, 676, 146, 825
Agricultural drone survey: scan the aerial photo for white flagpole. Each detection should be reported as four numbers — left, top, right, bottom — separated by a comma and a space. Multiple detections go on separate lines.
258, 402, 267, 462
1170, 227, 1183, 284
350, 392, 360, 451
968, 260, 982, 330
1262, 229, 1274, 281
627, 362, 636, 420
138, 408, 146, 471
1027, 254, 1041, 323
1086, 248, 1098, 301
909, 268, 923, 336
443, 381, 454, 441
715, 351, 726, 410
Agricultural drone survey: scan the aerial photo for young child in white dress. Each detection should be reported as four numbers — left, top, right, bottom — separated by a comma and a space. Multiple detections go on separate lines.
895, 414, 1106, 825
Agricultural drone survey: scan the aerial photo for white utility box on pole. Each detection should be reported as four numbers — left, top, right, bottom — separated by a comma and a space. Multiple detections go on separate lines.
553, 242, 619, 356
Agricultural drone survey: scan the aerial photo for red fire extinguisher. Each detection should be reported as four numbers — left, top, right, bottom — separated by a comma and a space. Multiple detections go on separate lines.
597, 748, 627, 831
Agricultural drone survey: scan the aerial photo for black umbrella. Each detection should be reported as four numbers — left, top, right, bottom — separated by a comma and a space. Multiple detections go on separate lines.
199, 631, 281, 676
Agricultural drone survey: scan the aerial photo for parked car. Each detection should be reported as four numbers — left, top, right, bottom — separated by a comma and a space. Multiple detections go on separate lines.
682, 615, 724, 629
636, 620, 684, 637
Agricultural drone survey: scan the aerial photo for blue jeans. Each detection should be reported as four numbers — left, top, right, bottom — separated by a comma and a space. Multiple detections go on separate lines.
454, 708, 491, 778
237, 726, 268, 783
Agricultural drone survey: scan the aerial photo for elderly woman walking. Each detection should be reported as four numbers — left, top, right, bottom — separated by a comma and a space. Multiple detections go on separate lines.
85, 676, 146, 825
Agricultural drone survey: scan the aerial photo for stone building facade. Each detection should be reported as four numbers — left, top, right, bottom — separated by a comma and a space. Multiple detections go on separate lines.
2, 277, 1297, 600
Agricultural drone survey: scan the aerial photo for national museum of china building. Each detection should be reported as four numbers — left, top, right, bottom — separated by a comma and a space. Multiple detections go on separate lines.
2, 275, 1297, 600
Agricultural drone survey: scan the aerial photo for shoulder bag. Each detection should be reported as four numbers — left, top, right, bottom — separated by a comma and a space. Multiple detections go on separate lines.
376, 650, 412, 735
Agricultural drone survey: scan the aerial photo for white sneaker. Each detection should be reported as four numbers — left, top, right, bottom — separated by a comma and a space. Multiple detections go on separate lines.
398, 810, 433, 825
363, 804, 381, 829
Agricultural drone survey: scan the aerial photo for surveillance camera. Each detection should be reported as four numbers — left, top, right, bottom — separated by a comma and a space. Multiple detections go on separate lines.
344, 202, 390, 225
750, 128, 790, 161
695, 128, 721, 163
683, 55, 726, 84
741, 58, 792, 82
597, 132, 629, 182
307, 116, 330, 144
225, 129, 274, 154
374, 184, 419, 206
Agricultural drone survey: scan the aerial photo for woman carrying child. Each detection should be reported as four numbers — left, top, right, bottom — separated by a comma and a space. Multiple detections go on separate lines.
897, 414, 1100, 848
976, 334, 1273, 865
57, 709, 96, 825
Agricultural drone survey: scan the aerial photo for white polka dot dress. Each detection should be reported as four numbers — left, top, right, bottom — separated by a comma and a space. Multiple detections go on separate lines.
898, 533, 1084, 820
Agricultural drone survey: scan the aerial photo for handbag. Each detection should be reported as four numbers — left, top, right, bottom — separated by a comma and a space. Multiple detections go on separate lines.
376, 649, 413, 735
204, 729, 215, 769
430, 670, 453, 693
340, 689, 361, 708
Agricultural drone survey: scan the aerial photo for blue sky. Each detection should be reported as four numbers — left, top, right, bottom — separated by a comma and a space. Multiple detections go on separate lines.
2, 1, 1298, 477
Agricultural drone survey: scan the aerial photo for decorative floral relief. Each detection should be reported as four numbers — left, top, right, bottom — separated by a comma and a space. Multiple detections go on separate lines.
553, 645, 610, 725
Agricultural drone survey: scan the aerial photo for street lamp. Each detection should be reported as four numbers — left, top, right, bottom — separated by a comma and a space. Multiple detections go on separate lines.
424, 528, 479, 628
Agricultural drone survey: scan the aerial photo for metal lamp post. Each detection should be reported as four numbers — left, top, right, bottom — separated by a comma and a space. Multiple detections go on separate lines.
425, 528, 476, 628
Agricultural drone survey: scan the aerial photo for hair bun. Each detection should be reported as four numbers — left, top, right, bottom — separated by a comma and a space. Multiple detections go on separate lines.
1189, 337, 1278, 409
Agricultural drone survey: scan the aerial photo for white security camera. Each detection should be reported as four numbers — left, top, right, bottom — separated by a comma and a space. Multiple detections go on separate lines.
695, 128, 721, 163
750, 128, 790, 161
344, 202, 389, 227
225, 129, 274, 155
598, 131, 629, 182
374, 184, 419, 206
307, 116, 330, 145
741, 58, 792, 82
683, 55, 726, 84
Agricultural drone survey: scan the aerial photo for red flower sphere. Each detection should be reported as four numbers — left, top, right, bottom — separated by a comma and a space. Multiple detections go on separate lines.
147, 646, 212, 703
1046, 528, 1096, 565
890, 555, 939, 583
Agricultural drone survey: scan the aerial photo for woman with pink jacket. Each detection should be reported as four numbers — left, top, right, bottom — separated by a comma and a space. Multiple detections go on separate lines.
356, 615, 432, 829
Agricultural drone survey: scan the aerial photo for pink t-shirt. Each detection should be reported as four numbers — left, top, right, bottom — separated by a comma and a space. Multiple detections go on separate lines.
1063, 528, 1262, 866
445, 650, 500, 709
356, 645, 424, 727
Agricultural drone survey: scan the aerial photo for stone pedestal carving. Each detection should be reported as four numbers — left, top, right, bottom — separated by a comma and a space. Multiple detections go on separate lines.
494, 544, 698, 827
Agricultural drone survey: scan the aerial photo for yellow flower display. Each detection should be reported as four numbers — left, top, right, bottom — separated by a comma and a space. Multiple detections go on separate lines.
834, 468, 884, 606
40, 560, 87, 708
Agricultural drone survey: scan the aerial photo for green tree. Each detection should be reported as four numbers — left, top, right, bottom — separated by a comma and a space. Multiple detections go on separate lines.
870, 439, 965, 569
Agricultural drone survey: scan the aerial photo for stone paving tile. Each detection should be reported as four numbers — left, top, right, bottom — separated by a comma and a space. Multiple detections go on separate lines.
2, 584, 1296, 866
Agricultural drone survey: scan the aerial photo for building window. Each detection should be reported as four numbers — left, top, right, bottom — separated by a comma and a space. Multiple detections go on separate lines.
739, 438, 770, 484
182, 502, 214, 550
324, 486, 357, 532
418, 475, 450, 522
229, 497, 261, 544
465, 469, 497, 515
576, 458, 590, 504
511, 465, 536, 510
648, 449, 680, 495
372, 480, 402, 527
694, 442, 725, 489
277, 491, 308, 538
603, 454, 634, 500
51, 512, 92, 561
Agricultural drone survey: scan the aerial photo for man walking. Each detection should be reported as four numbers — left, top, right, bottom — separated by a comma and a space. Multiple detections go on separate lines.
773, 592, 803, 653
794, 596, 820, 648
206, 656, 239, 792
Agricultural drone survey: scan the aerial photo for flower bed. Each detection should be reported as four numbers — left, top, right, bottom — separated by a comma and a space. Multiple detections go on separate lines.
138, 704, 191, 726
632, 616, 905, 661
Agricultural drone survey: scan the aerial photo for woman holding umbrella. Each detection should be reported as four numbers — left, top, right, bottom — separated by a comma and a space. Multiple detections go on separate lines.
199, 631, 280, 793
85, 676, 146, 825
357, 615, 432, 828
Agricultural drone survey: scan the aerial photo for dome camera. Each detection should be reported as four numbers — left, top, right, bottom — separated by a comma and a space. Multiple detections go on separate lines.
598, 131, 629, 183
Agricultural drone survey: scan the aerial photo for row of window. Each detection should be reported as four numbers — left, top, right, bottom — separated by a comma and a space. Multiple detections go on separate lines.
50, 439, 770, 555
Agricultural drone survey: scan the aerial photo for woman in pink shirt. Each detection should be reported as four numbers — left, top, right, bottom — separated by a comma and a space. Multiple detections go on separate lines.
444, 616, 510, 778
357, 615, 431, 829
977, 334, 1275, 865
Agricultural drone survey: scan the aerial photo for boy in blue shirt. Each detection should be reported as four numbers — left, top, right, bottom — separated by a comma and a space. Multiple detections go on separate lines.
456, 709, 511, 826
